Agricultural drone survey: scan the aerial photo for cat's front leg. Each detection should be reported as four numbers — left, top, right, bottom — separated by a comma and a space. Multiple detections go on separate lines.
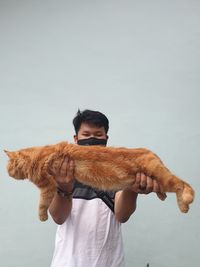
39, 183, 56, 221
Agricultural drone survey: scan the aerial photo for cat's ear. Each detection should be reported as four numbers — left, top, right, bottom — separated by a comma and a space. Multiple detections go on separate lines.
4, 150, 15, 158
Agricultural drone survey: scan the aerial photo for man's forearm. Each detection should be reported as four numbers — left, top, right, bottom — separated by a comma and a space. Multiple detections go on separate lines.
49, 193, 72, 225
114, 189, 138, 223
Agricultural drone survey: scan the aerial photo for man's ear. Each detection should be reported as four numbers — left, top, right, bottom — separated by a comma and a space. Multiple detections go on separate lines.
74, 135, 78, 144
106, 135, 109, 140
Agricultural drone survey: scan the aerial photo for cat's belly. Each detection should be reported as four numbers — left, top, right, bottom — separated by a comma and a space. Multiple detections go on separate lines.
74, 160, 134, 190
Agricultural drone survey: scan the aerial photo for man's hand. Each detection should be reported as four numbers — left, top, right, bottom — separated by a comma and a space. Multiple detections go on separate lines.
115, 173, 161, 223
50, 156, 75, 193
127, 172, 160, 194
49, 156, 74, 224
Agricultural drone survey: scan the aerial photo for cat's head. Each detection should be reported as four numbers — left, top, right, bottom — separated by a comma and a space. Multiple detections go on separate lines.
4, 150, 28, 180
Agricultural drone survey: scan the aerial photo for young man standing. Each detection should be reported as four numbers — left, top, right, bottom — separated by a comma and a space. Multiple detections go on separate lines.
50, 109, 160, 267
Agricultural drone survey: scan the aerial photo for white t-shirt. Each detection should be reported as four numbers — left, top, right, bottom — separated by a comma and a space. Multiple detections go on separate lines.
51, 182, 125, 267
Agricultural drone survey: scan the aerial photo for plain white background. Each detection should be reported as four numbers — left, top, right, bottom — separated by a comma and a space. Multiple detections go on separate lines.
0, 1, 199, 266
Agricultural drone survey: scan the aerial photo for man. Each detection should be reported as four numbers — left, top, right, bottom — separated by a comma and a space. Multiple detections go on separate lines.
50, 109, 160, 267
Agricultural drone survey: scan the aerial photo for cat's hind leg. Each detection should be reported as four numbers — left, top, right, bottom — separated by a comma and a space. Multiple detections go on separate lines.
149, 164, 194, 212
176, 181, 194, 213
160, 173, 195, 213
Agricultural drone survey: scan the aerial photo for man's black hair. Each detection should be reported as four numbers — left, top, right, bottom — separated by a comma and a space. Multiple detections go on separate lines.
73, 109, 109, 134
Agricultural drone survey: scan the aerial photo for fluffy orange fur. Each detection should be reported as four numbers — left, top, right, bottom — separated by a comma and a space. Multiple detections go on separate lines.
4, 141, 194, 221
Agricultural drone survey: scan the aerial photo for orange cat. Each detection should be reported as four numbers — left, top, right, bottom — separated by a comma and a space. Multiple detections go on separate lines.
4, 141, 194, 221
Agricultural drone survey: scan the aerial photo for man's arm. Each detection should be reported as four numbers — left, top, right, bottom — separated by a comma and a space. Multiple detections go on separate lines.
49, 157, 74, 225
114, 173, 160, 223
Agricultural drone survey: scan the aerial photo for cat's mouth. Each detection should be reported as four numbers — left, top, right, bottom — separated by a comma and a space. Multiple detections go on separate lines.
8, 169, 26, 180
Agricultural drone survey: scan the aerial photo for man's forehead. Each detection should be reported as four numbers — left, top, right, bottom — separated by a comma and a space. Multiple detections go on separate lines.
79, 123, 105, 132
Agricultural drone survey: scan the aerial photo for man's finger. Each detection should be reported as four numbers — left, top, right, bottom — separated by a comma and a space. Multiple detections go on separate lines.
145, 176, 153, 193
140, 173, 147, 189
153, 180, 160, 193
52, 156, 65, 176
59, 157, 69, 176
67, 160, 74, 179
135, 173, 141, 185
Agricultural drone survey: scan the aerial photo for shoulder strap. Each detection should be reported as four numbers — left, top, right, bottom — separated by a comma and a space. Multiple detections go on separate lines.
73, 180, 115, 213
93, 190, 115, 213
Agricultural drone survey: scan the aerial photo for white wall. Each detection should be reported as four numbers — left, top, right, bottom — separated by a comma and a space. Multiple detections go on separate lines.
0, 1, 199, 266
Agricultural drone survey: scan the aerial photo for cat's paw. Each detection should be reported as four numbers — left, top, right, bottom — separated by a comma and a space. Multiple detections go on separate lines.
39, 213, 48, 221
180, 204, 189, 213
182, 183, 194, 204
176, 183, 195, 213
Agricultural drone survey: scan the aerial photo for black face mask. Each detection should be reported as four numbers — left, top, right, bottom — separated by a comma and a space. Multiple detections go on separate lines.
77, 137, 107, 146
